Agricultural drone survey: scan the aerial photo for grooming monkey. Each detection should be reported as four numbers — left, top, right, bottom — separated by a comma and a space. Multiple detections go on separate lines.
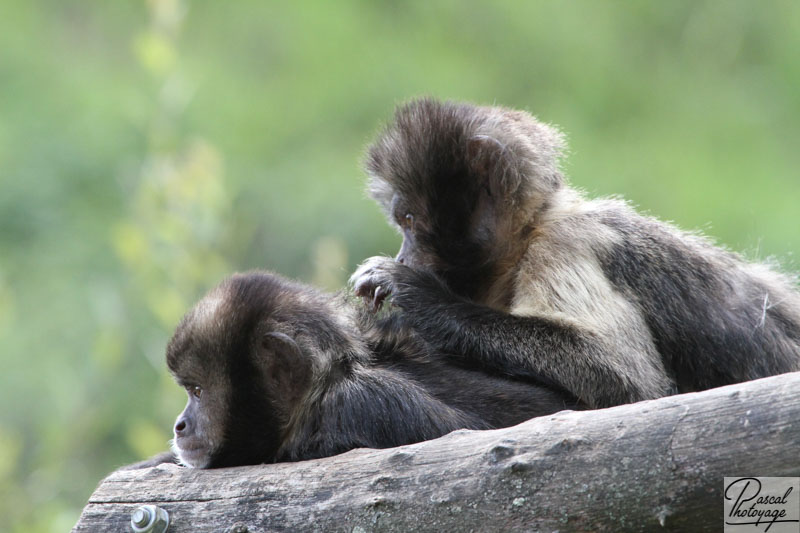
146, 271, 580, 468
352, 98, 800, 408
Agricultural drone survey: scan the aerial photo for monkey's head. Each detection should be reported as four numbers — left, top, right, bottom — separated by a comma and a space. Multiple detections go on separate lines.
365, 98, 565, 296
166, 271, 363, 468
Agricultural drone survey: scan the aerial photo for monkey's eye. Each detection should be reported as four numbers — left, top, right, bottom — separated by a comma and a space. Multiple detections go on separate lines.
401, 213, 414, 230
189, 386, 203, 399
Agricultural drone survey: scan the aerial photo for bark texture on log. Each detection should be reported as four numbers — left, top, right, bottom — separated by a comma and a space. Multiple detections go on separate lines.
73, 372, 800, 533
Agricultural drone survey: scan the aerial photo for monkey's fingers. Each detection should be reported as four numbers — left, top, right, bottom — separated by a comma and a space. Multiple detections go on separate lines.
352, 276, 376, 299
372, 285, 387, 311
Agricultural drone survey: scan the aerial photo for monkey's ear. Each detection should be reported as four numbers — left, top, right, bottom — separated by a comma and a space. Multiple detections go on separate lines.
260, 332, 313, 405
467, 135, 523, 200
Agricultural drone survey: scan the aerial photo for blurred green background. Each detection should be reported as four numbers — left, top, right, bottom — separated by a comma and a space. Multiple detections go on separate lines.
1, 1, 798, 530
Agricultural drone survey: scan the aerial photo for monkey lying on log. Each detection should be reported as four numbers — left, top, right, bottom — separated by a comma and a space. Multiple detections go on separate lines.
133, 271, 582, 469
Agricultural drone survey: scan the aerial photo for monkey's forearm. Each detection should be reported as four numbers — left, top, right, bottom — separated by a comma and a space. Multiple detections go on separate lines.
353, 258, 670, 407
416, 308, 637, 407
117, 451, 178, 471
391, 277, 665, 408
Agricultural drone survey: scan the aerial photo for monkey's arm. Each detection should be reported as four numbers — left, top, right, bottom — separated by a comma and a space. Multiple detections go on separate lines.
117, 451, 178, 470
352, 257, 672, 408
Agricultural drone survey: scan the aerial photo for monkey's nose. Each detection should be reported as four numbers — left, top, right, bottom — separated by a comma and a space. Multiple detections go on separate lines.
396, 256, 405, 264
174, 417, 189, 436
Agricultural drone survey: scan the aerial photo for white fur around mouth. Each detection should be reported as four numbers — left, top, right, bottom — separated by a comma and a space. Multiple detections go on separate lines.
171, 438, 210, 468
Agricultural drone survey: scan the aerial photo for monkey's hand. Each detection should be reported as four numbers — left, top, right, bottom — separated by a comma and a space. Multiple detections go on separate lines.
350, 256, 450, 312
350, 256, 401, 311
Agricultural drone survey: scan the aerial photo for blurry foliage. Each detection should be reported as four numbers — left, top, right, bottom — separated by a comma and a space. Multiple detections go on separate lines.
0, 1, 797, 531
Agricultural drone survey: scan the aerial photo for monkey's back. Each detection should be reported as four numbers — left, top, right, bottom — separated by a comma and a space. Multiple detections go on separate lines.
588, 199, 800, 391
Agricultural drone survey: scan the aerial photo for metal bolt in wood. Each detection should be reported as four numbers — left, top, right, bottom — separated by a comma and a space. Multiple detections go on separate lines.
130, 504, 169, 533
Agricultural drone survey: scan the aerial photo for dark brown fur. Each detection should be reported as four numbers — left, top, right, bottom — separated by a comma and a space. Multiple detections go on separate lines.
352, 98, 800, 408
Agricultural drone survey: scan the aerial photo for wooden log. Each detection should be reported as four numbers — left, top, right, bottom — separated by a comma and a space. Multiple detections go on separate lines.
72, 372, 800, 532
